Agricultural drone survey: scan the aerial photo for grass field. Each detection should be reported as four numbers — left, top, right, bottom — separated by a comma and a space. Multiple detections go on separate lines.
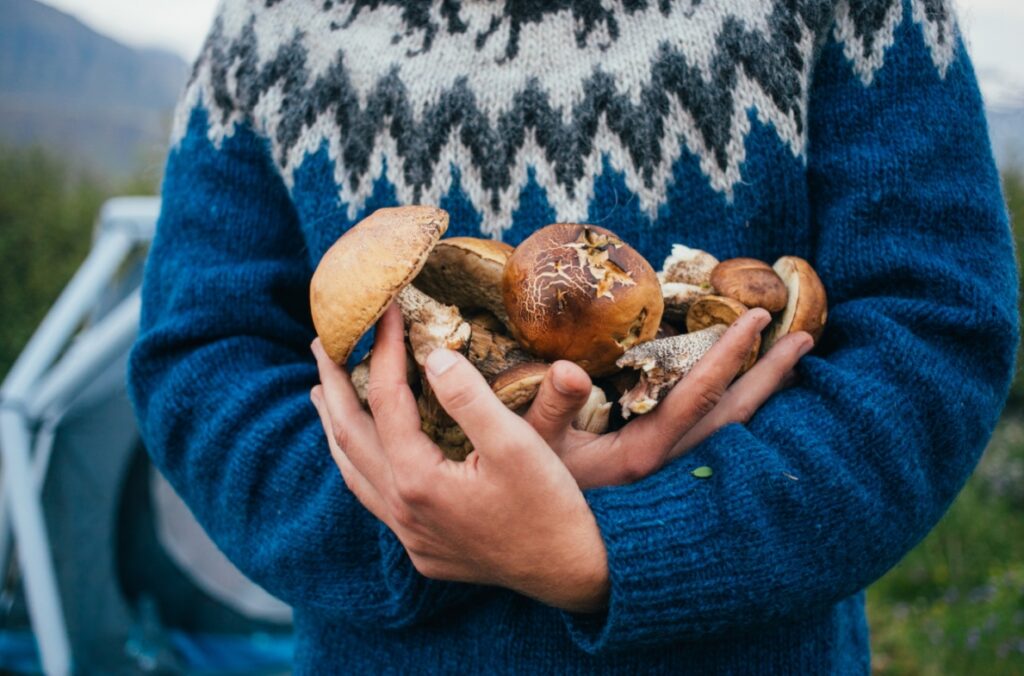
867, 415, 1024, 674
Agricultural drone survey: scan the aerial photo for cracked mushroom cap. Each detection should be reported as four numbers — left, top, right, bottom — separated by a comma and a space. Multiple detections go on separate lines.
310, 206, 448, 364
414, 237, 515, 326
502, 224, 664, 377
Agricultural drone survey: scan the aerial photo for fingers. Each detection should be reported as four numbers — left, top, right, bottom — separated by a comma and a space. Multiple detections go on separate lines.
367, 304, 440, 466
311, 337, 392, 487
522, 361, 594, 450
623, 308, 772, 454
669, 331, 813, 458
310, 385, 390, 523
424, 348, 530, 459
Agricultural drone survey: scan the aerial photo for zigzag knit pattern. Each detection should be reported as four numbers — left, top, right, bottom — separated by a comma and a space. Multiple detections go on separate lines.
177, 0, 957, 234
128, 0, 1019, 673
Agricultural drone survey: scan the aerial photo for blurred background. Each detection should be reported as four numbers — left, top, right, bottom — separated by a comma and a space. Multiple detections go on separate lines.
0, 0, 1022, 673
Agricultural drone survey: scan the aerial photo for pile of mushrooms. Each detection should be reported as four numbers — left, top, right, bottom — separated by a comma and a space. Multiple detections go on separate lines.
310, 206, 827, 460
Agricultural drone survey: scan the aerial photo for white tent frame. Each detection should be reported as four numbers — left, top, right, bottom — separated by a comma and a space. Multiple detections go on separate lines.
0, 197, 159, 675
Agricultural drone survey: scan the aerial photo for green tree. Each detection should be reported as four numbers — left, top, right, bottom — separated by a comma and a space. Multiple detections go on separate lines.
0, 144, 157, 378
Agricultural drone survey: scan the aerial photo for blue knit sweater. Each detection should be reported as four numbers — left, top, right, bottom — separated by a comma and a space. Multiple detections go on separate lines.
127, 0, 1019, 672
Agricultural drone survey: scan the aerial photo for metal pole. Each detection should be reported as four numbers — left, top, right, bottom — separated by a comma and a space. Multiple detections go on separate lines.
26, 293, 141, 418
0, 229, 137, 676
0, 411, 71, 676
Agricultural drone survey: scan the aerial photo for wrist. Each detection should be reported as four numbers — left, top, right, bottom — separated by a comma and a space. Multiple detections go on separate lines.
526, 507, 610, 613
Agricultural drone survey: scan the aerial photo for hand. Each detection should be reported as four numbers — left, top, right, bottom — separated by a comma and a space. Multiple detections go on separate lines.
310, 305, 609, 613
521, 309, 814, 489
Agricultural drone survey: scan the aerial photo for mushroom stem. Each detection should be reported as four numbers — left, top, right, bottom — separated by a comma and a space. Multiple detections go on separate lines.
575, 388, 612, 433
396, 285, 472, 365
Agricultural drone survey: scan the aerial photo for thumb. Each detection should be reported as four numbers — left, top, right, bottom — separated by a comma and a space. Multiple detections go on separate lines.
522, 361, 593, 451
424, 349, 527, 458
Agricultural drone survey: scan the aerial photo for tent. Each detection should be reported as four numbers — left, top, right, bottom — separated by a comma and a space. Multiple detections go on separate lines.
0, 198, 293, 674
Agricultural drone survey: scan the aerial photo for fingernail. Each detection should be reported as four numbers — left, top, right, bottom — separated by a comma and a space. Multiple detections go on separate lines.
310, 387, 322, 408
797, 337, 815, 357
426, 349, 459, 376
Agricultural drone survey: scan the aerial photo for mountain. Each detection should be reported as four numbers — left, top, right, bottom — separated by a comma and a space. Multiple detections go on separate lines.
0, 0, 189, 178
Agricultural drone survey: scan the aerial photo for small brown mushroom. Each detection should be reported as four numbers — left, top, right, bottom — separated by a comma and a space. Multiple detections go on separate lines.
616, 325, 727, 418
762, 256, 828, 352
659, 244, 719, 287
310, 206, 448, 364
503, 224, 664, 377
492, 362, 550, 411
414, 237, 515, 327
686, 295, 758, 374
710, 257, 788, 313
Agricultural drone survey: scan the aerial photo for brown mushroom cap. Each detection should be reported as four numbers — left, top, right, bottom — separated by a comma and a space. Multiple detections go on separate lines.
686, 295, 759, 373
763, 256, 828, 352
310, 206, 448, 364
710, 257, 788, 313
491, 362, 550, 411
414, 237, 515, 326
502, 224, 664, 377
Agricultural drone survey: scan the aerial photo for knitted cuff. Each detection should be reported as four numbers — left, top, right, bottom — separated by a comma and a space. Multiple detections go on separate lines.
378, 521, 479, 628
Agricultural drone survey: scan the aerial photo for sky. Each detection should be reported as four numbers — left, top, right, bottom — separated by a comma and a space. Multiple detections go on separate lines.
37, 0, 1024, 107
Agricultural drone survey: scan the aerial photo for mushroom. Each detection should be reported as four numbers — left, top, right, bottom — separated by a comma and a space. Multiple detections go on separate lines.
661, 281, 712, 324
464, 311, 535, 381
575, 387, 613, 434
686, 295, 758, 374
659, 244, 718, 287
762, 256, 828, 352
616, 324, 727, 418
418, 393, 473, 461
491, 362, 551, 411
502, 224, 664, 377
491, 362, 612, 433
710, 258, 788, 313
310, 205, 449, 364
414, 237, 515, 327
395, 284, 471, 366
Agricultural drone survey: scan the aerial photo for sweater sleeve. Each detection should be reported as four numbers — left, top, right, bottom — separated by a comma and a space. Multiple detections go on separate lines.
561, 0, 1019, 653
126, 103, 476, 627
